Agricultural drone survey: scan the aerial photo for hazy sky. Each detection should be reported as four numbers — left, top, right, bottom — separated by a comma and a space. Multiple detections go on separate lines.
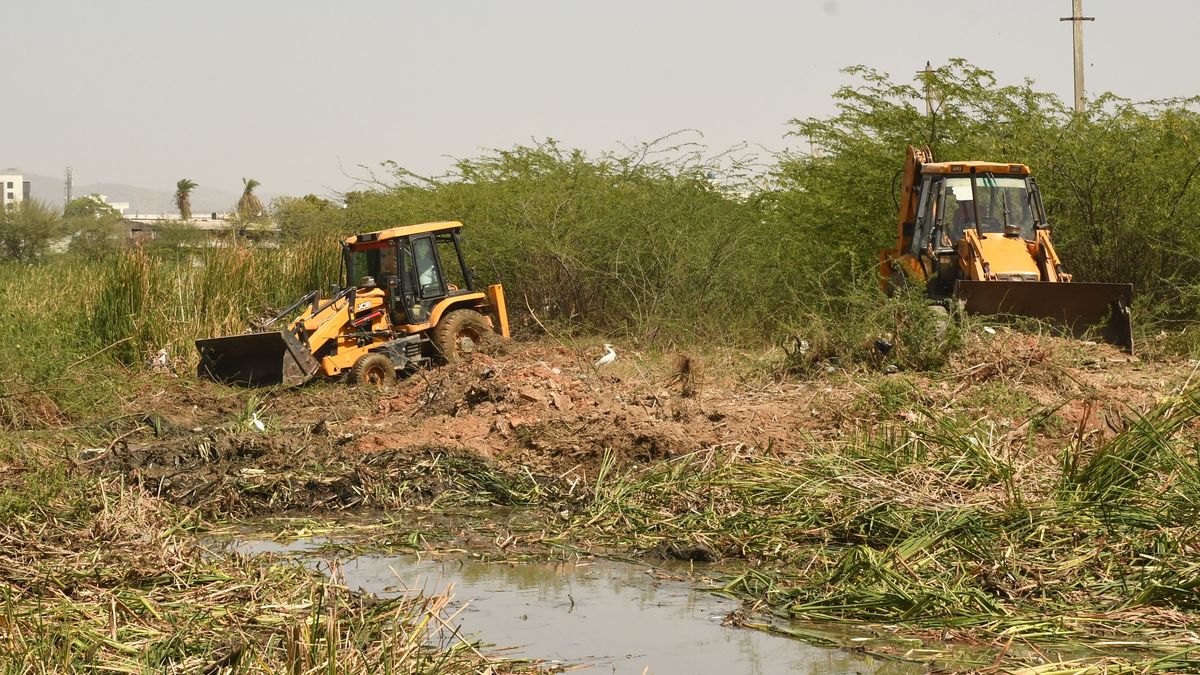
4, 1, 1198, 197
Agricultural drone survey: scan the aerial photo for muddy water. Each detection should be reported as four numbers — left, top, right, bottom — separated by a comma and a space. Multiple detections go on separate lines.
230, 536, 918, 674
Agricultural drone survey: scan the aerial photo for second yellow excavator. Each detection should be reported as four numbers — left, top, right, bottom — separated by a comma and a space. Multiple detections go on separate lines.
881, 146, 1133, 351
196, 220, 510, 386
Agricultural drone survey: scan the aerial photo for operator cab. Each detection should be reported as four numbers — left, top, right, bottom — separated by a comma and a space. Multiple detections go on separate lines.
907, 163, 1048, 292
343, 222, 477, 327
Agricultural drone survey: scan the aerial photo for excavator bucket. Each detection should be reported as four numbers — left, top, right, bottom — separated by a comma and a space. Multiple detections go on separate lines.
196, 330, 321, 387
954, 280, 1134, 353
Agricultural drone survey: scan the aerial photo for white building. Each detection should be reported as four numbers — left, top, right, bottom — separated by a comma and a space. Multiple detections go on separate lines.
88, 194, 130, 215
0, 171, 30, 208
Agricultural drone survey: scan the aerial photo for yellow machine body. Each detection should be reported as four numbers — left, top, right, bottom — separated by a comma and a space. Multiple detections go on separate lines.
880, 146, 1133, 351
197, 221, 511, 386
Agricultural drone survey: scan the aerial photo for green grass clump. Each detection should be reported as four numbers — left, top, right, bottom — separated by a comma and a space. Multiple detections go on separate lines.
780, 282, 962, 376
565, 390, 1200, 670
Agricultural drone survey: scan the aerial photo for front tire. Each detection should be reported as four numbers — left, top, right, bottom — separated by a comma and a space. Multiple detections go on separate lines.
351, 352, 394, 386
433, 309, 493, 363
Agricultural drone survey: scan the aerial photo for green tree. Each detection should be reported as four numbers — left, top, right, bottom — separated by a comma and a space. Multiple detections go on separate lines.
64, 194, 124, 260
0, 200, 64, 261
272, 194, 339, 240
342, 136, 763, 339
64, 193, 121, 219
174, 179, 197, 220
770, 59, 1200, 322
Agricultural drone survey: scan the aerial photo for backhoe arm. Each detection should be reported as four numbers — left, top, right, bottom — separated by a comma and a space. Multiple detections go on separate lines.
1029, 229, 1071, 283
881, 145, 934, 291
896, 145, 933, 253
958, 228, 990, 280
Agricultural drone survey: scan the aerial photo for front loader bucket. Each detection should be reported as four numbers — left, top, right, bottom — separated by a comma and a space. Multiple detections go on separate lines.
954, 280, 1134, 353
196, 330, 321, 387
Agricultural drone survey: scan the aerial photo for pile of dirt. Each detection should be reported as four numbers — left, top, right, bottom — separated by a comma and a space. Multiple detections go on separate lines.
88, 334, 1191, 515
364, 346, 717, 474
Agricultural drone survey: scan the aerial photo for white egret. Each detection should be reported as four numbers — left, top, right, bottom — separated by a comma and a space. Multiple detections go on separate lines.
594, 343, 617, 368
148, 348, 169, 371
250, 411, 266, 432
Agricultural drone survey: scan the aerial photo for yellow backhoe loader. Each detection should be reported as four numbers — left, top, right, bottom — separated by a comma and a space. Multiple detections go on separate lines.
881, 146, 1134, 351
196, 221, 510, 386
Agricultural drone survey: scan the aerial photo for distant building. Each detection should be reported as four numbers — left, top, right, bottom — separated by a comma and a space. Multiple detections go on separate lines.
87, 194, 130, 215
0, 171, 31, 208
125, 212, 235, 227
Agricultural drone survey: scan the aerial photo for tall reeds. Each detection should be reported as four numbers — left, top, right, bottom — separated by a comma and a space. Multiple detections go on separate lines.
90, 246, 157, 364
0, 240, 341, 428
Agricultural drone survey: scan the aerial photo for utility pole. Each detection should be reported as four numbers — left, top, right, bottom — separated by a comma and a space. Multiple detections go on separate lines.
64, 166, 73, 206
916, 61, 940, 149
1060, 0, 1094, 114
917, 61, 934, 116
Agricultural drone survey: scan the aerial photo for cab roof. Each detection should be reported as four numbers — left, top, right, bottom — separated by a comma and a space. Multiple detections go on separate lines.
344, 220, 463, 245
921, 161, 1030, 176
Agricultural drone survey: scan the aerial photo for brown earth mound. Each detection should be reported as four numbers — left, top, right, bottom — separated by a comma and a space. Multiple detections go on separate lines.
90, 334, 1190, 514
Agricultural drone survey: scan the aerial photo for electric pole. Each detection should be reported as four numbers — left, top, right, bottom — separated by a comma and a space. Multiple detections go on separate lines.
916, 61, 940, 149
917, 61, 934, 116
64, 166, 73, 207
1060, 0, 1094, 114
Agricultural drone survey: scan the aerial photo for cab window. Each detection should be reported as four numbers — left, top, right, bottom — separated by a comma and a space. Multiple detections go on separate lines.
347, 241, 397, 287
942, 177, 1036, 240
412, 236, 444, 298
436, 235, 467, 290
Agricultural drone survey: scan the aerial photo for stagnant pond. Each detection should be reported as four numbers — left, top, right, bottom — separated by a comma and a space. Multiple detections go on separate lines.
227, 535, 921, 674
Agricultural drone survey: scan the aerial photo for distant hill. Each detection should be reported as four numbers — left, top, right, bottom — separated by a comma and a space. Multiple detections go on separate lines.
21, 172, 267, 216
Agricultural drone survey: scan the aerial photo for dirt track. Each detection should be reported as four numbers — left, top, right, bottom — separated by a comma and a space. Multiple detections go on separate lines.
94, 333, 1190, 515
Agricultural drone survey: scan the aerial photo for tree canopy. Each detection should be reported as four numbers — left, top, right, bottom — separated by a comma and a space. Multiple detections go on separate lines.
10, 60, 1200, 342
64, 194, 121, 220
0, 200, 64, 261
771, 59, 1200, 321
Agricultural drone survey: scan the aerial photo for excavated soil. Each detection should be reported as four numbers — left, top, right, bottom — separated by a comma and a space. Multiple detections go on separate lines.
89, 334, 1192, 514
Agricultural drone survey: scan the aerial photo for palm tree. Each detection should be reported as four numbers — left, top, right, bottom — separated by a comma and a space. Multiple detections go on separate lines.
174, 179, 197, 220
237, 178, 264, 221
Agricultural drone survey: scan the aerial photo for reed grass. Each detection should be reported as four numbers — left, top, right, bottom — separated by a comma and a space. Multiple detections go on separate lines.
0, 239, 340, 429
0, 439, 526, 673
562, 391, 1200, 670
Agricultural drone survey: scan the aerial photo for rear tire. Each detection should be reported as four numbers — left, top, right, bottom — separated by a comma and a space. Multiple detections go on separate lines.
351, 352, 394, 386
433, 309, 493, 363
